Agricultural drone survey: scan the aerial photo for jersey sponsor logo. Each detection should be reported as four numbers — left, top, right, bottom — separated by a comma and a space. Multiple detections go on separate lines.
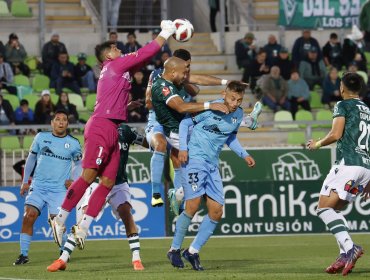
213, 116, 222, 121
202, 124, 229, 135
272, 152, 321, 181
43, 140, 51, 144
41, 147, 71, 161
162, 86, 170, 96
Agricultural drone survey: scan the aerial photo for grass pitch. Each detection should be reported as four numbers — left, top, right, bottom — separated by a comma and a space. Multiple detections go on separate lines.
1, 235, 370, 280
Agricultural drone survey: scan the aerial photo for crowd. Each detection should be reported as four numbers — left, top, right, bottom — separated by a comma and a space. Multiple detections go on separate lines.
234, 26, 370, 119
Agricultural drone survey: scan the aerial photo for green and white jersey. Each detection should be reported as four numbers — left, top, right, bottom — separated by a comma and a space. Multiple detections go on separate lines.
333, 98, 370, 168
151, 77, 187, 136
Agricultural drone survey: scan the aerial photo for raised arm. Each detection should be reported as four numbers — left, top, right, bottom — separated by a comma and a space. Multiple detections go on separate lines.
188, 73, 227, 86
167, 96, 229, 114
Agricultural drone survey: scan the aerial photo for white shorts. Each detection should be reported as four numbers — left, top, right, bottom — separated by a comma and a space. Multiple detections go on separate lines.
79, 182, 132, 220
166, 131, 179, 150
320, 163, 370, 202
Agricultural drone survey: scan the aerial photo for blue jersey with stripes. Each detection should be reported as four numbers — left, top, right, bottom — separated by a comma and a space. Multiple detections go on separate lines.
30, 132, 82, 192
188, 99, 243, 165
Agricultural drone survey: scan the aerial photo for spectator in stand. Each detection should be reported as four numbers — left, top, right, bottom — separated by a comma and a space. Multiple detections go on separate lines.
50, 52, 81, 95
124, 33, 142, 54
42, 32, 68, 77
273, 47, 293, 80
0, 41, 5, 58
155, 51, 171, 69
128, 71, 146, 123
5, 33, 29, 76
55, 92, 79, 124
0, 52, 17, 95
0, 93, 15, 126
208, 0, 229, 32
34, 90, 55, 124
264, 34, 282, 66
74, 52, 96, 92
322, 67, 342, 106
14, 99, 34, 125
234, 32, 257, 83
346, 61, 368, 99
148, 28, 172, 71
299, 46, 327, 90
360, 0, 370, 50
249, 48, 270, 92
322, 33, 343, 70
292, 30, 321, 67
342, 25, 367, 71
287, 70, 311, 119
259, 66, 289, 112
109, 31, 125, 53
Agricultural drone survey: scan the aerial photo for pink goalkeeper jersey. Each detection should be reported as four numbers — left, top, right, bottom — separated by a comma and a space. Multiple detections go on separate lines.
93, 40, 161, 121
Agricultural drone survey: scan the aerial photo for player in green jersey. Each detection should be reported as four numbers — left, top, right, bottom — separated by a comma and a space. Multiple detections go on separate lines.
47, 124, 146, 272
307, 72, 370, 276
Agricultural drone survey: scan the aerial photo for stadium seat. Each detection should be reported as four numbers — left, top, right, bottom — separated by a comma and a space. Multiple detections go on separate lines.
75, 134, 84, 147
22, 135, 34, 150
14, 74, 30, 87
273, 110, 298, 129
24, 94, 39, 111
25, 56, 38, 73
85, 94, 96, 111
68, 93, 85, 111
315, 109, 332, 128
287, 131, 306, 145
295, 110, 313, 128
309, 91, 324, 109
3, 94, 20, 109
79, 111, 91, 123
86, 55, 97, 67
50, 93, 59, 105
312, 130, 328, 140
0, 136, 21, 150
0, 0, 10, 16
32, 74, 50, 92
11, 0, 32, 17
69, 55, 78, 65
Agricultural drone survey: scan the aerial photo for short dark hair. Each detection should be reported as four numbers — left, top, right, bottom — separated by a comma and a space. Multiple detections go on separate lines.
20, 99, 28, 106
226, 81, 247, 94
95, 41, 115, 63
109, 31, 117, 36
330, 33, 338, 39
127, 32, 136, 39
173, 49, 191, 61
53, 109, 68, 120
342, 72, 363, 93
58, 51, 68, 56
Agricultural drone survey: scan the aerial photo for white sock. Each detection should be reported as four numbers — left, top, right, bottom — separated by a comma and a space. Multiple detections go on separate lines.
317, 208, 354, 253
128, 235, 141, 262
189, 246, 199, 254
336, 211, 349, 254
60, 234, 76, 263
79, 214, 94, 231
56, 209, 70, 225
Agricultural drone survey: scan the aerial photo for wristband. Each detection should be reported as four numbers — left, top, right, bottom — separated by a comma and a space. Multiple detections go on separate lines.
204, 102, 210, 110
221, 79, 228, 85
315, 140, 322, 149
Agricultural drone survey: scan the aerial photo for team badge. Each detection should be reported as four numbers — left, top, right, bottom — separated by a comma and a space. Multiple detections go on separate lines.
162, 86, 170, 96
96, 158, 102, 165
192, 183, 198, 192
64, 143, 70, 149
232, 117, 237, 124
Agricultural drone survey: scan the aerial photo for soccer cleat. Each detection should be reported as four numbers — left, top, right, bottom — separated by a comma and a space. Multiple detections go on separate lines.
325, 253, 347, 274
168, 189, 180, 216
151, 193, 164, 207
47, 259, 67, 272
132, 260, 145, 271
13, 254, 29, 265
49, 217, 66, 247
248, 101, 262, 130
167, 249, 184, 268
342, 244, 364, 276
71, 224, 87, 250
182, 249, 204, 271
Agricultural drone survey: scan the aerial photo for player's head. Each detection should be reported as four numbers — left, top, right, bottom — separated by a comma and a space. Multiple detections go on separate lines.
340, 72, 362, 98
223, 81, 247, 112
162, 57, 188, 86
95, 41, 121, 63
51, 109, 68, 137
173, 49, 191, 73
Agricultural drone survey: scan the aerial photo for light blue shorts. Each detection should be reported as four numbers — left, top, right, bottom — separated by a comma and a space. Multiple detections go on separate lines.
25, 186, 66, 215
182, 158, 224, 205
145, 122, 164, 149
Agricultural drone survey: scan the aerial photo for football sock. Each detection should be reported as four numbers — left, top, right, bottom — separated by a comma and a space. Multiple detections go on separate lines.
85, 184, 111, 218
128, 234, 141, 262
173, 168, 182, 191
150, 151, 165, 196
79, 214, 94, 231
171, 211, 192, 250
190, 215, 218, 253
336, 210, 349, 254
61, 177, 90, 213
60, 232, 68, 252
55, 208, 70, 225
20, 233, 32, 256
60, 234, 76, 263
317, 208, 353, 253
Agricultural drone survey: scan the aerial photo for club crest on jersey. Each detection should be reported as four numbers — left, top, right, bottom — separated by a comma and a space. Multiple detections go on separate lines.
96, 158, 102, 165
232, 117, 237, 124
64, 143, 70, 149
192, 183, 198, 192
162, 86, 170, 96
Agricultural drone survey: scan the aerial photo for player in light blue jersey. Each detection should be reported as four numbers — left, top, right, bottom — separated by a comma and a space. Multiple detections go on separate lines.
167, 81, 256, 270
13, 110, 82, 265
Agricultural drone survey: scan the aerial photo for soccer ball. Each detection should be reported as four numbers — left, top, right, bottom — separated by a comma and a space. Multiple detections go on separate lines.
172, 18, 194, 42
